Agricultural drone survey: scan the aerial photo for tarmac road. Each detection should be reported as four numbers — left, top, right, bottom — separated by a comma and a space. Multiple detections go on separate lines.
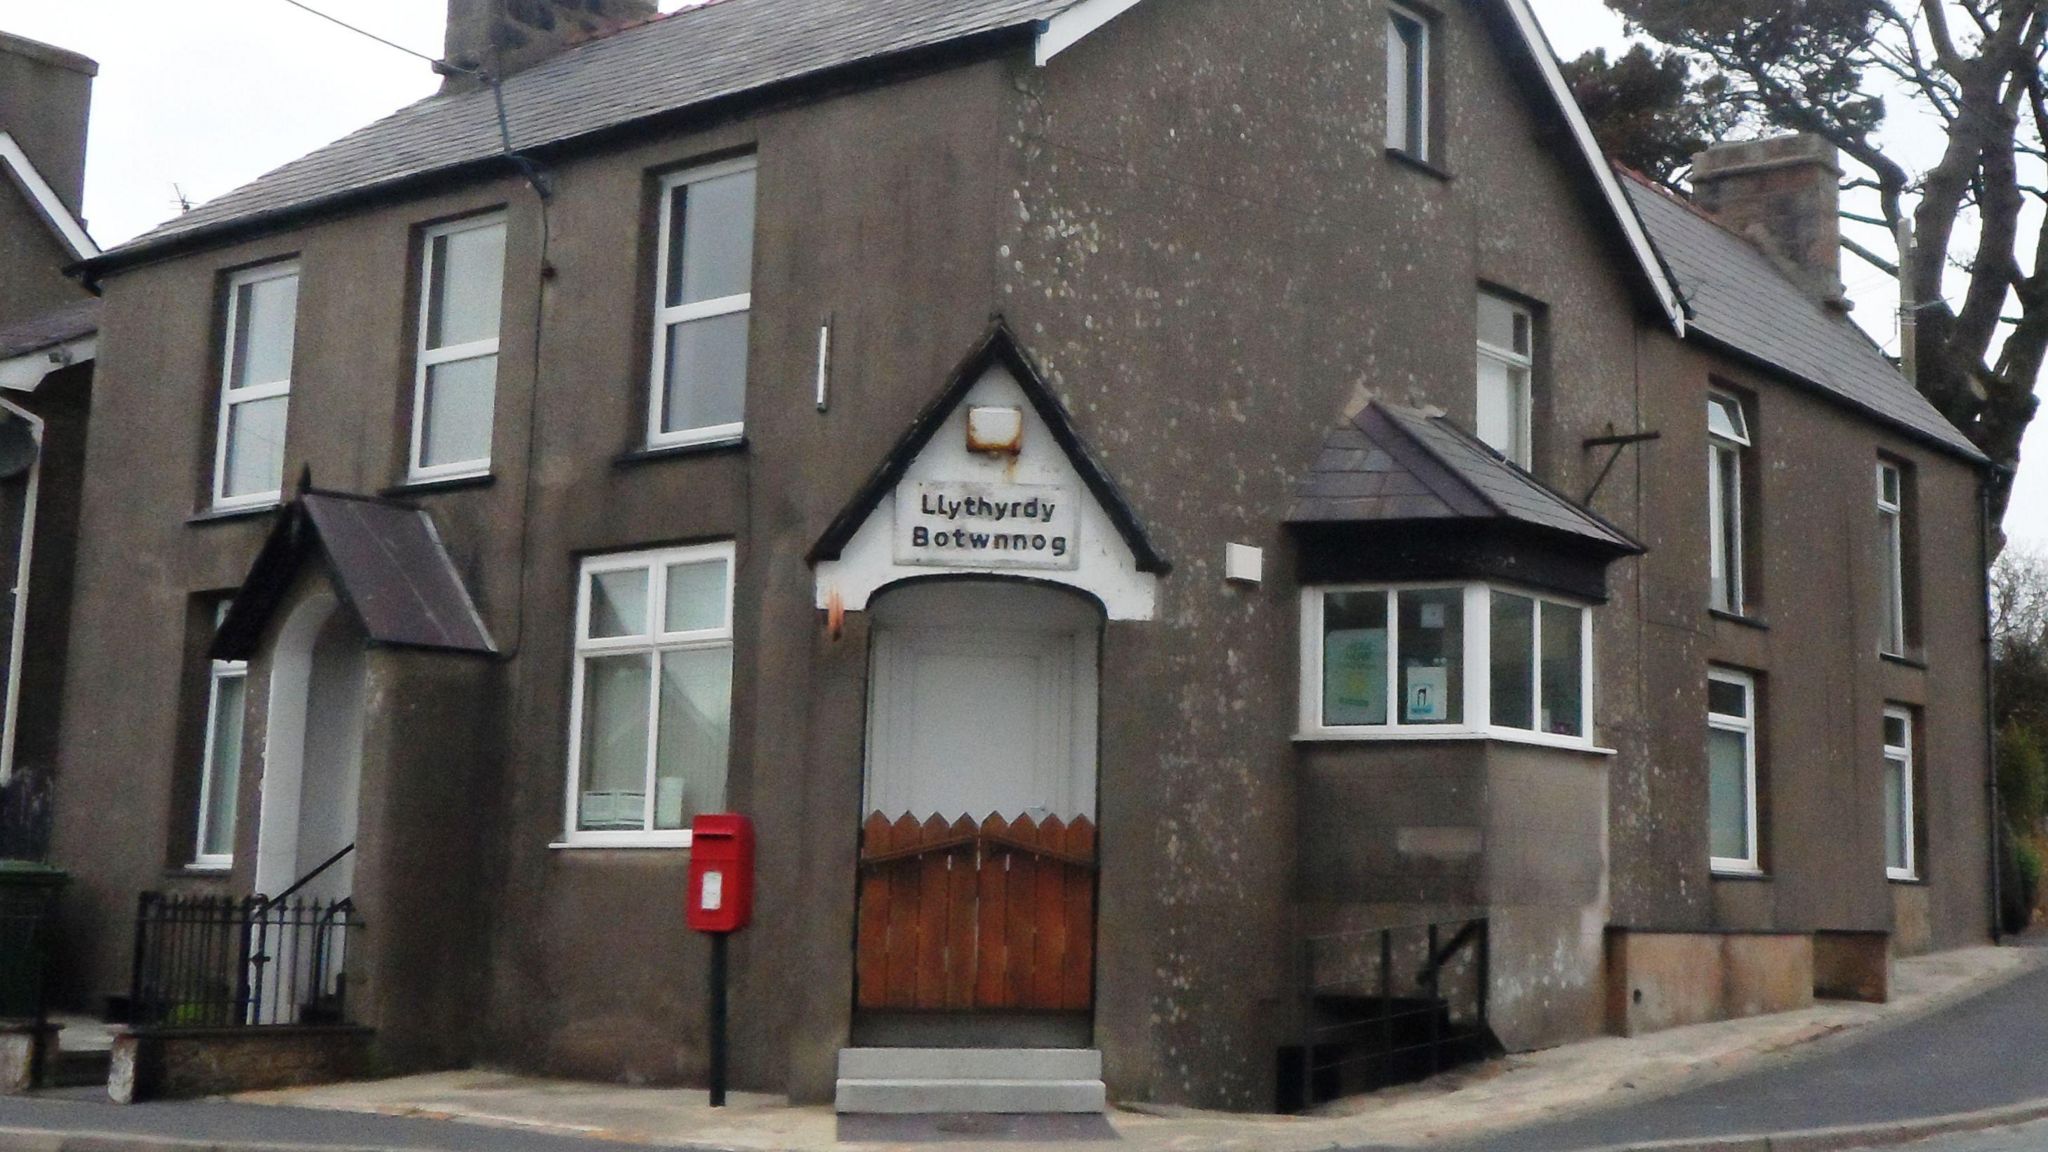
1454, 938, 2048, 1152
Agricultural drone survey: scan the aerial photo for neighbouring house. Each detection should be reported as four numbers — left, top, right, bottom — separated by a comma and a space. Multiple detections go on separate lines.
44, 0, 1993, 1114
0, 30, 98, 860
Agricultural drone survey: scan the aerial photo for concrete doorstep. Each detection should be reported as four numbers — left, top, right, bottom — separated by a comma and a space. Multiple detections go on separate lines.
0, 944, 2034, 1152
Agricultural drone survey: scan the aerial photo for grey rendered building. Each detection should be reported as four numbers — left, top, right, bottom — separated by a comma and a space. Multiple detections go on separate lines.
45, 0, 1993, 1112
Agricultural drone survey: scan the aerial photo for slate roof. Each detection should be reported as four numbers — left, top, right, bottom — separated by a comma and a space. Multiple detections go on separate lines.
0, 298, 98, 360
96, 0, 1072, 265
1623, 174, 1981, 461
1289, 402, 1641, 555
214, 490, 497, 660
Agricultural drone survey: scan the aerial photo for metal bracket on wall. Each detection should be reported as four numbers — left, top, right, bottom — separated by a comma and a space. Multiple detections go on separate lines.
1581, 427, 1662, 505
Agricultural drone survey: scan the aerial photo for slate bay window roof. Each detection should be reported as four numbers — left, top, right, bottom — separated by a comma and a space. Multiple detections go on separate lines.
1288, 402, 1641, 602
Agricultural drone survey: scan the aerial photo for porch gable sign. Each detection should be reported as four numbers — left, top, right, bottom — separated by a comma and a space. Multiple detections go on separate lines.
811, 324, 1163, 621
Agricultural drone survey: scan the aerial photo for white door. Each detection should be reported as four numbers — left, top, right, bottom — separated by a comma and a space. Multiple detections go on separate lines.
865, 582, 1098, 824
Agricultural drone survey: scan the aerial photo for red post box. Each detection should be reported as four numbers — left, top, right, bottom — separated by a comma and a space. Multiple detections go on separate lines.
687, 814, 755, 934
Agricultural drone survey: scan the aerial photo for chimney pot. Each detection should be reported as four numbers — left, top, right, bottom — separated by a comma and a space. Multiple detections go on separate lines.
1691, 133, 1848, 310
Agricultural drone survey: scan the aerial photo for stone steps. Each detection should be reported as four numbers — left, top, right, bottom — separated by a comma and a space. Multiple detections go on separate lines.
834, 1047, 1105, 1114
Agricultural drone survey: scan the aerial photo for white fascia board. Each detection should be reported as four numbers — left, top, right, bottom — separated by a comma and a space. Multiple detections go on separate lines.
1035, 0, 1149, 66
0, 335, 95, 392
0, 133, 98, 263
1500, 0, 1686, 335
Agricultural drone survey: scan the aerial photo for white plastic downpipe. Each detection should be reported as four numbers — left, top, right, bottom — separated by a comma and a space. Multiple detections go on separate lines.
0, 398, 44, 784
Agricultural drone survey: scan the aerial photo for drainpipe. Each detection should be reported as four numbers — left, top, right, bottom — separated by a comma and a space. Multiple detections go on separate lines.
1982, 468, 2004, 943
0, 398, 44, 784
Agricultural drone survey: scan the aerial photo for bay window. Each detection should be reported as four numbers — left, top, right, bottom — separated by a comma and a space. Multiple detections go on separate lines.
562, 542, 735, 847
1301, 583, 1593, 746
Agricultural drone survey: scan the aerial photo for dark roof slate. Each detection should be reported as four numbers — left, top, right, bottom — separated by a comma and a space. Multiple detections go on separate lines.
214, 490, 497, 660
0, 298, 98, 360
1289, 402, 1641, 555
1623, 175, 1981, 460
100, 0, 1070, 262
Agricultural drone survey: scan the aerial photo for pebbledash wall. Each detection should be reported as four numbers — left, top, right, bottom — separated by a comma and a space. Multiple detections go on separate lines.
46, 0, 1989, 1112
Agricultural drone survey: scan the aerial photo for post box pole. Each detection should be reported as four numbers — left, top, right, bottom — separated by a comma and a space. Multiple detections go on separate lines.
709, 931, 729, 1107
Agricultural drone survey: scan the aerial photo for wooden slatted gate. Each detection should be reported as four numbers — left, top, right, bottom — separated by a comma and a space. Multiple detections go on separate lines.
855, 812, 1096, 1012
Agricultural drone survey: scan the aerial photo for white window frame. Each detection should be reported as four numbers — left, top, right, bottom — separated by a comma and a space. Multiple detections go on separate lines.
1708, 391, 1750, 616
1878, 461, 1907, 656
1297, 581, 1599, 752
1386, 3, 1432, 160
1708, 667, 1761, 876
646, 156, 756, 451
1476, 294, 1534, 467
192, 604, 247, 871
1884, 706, 1917, 881
212, 262, 299, 511
408, 213, 506, 483
558, 541, 737, 849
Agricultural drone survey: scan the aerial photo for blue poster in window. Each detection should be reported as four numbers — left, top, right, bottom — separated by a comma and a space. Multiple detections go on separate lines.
1324, 629, 1387, 726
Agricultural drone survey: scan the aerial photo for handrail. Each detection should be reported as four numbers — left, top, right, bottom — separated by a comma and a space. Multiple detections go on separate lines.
258, 842, 355, 910
1418, 919, 1484, 987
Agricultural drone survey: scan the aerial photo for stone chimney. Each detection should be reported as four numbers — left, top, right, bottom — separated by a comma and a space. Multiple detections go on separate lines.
441, 0, 657, 89
1691, 134, 1848, 309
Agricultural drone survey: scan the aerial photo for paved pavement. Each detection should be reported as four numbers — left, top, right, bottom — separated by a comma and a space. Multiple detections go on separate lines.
1458, 937, 2048, 1152
1902, 1118, 2048, 1151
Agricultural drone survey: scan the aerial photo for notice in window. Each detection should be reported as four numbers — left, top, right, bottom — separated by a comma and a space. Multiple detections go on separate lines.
1405, 665, 1449, 722
1324, 629, 1388, 726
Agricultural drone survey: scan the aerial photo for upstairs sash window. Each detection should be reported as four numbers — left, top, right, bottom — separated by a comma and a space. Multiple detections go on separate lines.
214, 263, 299, 509
648, 158, 757, 449
411, 214, 506, 480
1477, 294, 1534, 466
1707, 392, 1750, 615
1385, 4, 1433, 160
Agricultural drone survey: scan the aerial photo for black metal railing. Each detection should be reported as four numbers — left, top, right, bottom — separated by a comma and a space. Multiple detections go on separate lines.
129, 893, 362, 1028
1286, 916, 1497, 1112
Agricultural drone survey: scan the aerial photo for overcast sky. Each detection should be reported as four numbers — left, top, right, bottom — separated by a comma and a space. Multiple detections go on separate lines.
0, 0, 2038, 547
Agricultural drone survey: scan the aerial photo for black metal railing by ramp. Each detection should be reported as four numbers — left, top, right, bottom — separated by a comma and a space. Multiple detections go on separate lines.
1285, 916, 1498, 1112
128, 893, 362, 1028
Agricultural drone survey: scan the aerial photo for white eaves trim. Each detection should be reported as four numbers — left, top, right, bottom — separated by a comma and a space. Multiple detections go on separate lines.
1031, 0, 1689, 336
1498, 0, 1684, 335
0, 334, 95, 392
0, 133, 98, 263
1035, 0, 1147, 65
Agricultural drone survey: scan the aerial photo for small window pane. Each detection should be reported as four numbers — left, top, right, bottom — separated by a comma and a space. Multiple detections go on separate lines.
1708, 393, 1748, 445
577, 654, 652, 831
588, 569, 650, 639
420, 355, 497, 468
654, 648, 733, 830
1478, 296, 1525, 354
665, 559, 729, 633
231, 274, 298, 390
1490, 593, 1535, 731
1540, 601, 1584, 737
662, 312, 750, 434
1884, 753, 1909, 871
1398, 589, 1463, 725
1386, 11, 1427, 155
200, 674, 245, 858
1711, 444, 1743, 612
1708, 677, 1748, 719
222, 395, 288, 499
1881, 465, 1902, 507
1709, 726, 1751, 861
667, 168, 756, 308
1884, 714, 1909, 749
1476, 355, 1527, 463
1323, 591, 1389, 727
427, 223, 506, 349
